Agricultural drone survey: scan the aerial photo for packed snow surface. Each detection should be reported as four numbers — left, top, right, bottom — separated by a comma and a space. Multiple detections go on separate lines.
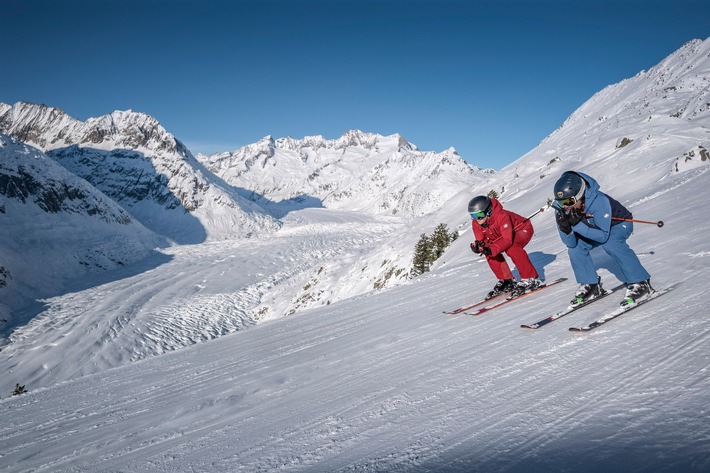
2, 164, 709, 472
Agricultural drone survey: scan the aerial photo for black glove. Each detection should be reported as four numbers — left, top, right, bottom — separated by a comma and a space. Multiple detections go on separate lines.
556, 210, 573, 234
471, 240, 492, 255
568, 207, 583, 226
556, 208, 584, 234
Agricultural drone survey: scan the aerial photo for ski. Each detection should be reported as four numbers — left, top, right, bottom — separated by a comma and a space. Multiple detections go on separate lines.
466, 278, 567, 316
443, 291, 509, 314
520, 284, 623, 329
569, 285, 676, 332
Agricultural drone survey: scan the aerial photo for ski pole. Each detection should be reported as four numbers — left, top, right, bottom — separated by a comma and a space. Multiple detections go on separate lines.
521, 199, 553, 224
584, 214, 664, 228
505, 199, 553, 233
613, 217, 664, 227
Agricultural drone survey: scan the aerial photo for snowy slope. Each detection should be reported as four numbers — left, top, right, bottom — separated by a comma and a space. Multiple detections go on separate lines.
1, 165, 708, 472
1, 38, 710, 472
0, 134, 166, 320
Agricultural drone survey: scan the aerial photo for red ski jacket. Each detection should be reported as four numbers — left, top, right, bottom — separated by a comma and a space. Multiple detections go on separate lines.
471, 198, 533, 257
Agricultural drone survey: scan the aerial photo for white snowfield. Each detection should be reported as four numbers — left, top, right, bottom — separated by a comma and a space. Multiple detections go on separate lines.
2, 39, 710, 472
1, 165, 709, 472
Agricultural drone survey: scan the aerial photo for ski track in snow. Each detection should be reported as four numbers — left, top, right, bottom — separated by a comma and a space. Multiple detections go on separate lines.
0, 211, 404, 390
3, 253, 708, 472
630, 165, 710, 207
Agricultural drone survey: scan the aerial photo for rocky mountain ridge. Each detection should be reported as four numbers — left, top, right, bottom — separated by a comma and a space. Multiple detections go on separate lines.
198, 130, 488, 218
0, 102, 281, 244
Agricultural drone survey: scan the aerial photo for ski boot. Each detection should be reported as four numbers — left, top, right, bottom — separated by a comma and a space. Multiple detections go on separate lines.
620, 279, 654, 307
571, 276, 603, 306
507, 277, 542, 300
486, 278, 515, 300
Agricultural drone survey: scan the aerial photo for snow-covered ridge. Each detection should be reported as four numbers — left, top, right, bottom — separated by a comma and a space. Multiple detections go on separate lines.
0, 101, 178, 152
199, 129, 488, 218
270, 130, 416, 152
0, 102, 281, 243
546, 39, 710, 145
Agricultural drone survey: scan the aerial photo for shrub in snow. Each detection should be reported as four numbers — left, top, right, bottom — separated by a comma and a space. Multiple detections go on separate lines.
12, 383, 28, 396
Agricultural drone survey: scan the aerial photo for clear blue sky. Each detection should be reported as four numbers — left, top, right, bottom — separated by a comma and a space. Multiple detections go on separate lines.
3, 0, 710, 169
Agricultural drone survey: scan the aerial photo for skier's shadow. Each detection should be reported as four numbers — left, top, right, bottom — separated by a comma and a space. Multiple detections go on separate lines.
511, 251, 557, 281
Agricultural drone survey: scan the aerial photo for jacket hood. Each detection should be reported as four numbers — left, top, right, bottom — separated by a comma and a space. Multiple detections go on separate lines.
570, 171, 600, 195
490, 197, 504, 215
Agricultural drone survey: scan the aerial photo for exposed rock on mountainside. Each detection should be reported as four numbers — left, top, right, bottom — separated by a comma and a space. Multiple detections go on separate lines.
0, 133, 165, 316
0, 102, 280, 243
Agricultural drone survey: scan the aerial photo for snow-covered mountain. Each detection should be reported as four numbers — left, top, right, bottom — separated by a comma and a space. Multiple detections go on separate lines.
0, 102, 280, 244
1, 37, 709, 473
0, 103, 490, 321
516, 36, 710, 176
197, 130, 489, 218
0, 133, 165, 320
194, 130, 491, 317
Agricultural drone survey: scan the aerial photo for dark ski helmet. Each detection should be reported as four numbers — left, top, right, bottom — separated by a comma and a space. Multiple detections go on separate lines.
554, 172, 586, 206
468, 195, 492, 220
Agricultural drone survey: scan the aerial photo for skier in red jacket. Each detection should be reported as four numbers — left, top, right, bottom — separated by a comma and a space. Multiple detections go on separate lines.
468, 195, 541, 299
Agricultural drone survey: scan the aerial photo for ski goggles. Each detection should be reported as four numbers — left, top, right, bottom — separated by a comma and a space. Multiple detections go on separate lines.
469, 210, 488, 220
556, 196, 577, 207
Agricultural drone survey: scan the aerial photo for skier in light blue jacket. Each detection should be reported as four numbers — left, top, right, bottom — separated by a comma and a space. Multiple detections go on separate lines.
552, 171, 653, 307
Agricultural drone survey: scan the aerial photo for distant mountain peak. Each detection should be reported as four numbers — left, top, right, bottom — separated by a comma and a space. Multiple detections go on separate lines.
200, 129, 485, 218
0, 102, 280, 243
